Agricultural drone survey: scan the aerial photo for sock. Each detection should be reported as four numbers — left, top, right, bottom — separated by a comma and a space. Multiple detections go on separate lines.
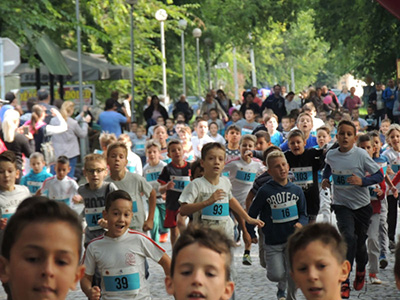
244, 250, 250, 255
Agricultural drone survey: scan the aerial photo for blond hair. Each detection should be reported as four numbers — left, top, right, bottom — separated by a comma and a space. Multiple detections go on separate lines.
386, 124, 400, 141
60, 101, 75, 121
239, 134, 256, 146
266, 150, 286, 169
2, 109, 20, 143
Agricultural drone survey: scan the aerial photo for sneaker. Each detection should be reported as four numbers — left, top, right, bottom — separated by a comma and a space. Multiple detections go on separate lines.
389, 240, 396, 252
379, 254, 388, 269
242, 254, 252, 266
353, 269, 366, 291
341, 282, 350, 299
159, 232, 168, 243
276, 289, 286, 300
369, 273, 382, 284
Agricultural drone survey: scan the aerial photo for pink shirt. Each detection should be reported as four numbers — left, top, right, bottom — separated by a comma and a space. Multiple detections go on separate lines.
343, 95, 361, 113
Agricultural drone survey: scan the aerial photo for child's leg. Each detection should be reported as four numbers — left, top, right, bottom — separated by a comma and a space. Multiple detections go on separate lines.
353, 205, 373, 272
367, 213, 380, 275
150, 205, 160, 242
318, 186, 332, 223
170, 226, 180, 245
158, 203, 168, 234
379, 198, 389, 257
258, 227, 266, 268
264, 244, 287, 293
387, 195, 398, 248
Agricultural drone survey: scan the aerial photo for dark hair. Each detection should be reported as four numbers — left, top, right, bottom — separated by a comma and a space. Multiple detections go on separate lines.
0, 151, 17, 168
106, 142, 128, 158
171, 225, 233, 279
225, 124, 241, 134
263, 145, 281, 163
357, 134, 372, 146
4, 92, 15, 102
105, 190, 132, 211
287, 129, 305, 141
26, 97, 38, 112
201, 142, 226, 160
2, 197, 83, 259
209, 121, 219, 129
281, 115, 291, 120
37, 89, 49, 101
337, 120, 356, 135
57, 155, 70, 165
105, 98, 116, 110
167, 139, 182, 153
255, 130, 270, 143
190, 159, 204, 180
287, 223, 347, 270
368, 130, 380, 138
209, 108, 218, 114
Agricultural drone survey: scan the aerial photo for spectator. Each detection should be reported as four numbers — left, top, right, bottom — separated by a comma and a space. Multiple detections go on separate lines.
338, 86, 350, 106
216, 89, 233, 114
98, 98, 131, 137
0, 92, 23, 123
343, 87, 362, 114
173, 95, 193, 123
285, 91, 300, 113
251, 87, 262, 107
240, 92, 261, 116
20, 97, 38, 125
261, 84, 286, 122
37, 89, 57, 123
199, 93, 228, 122
383, 79, 397, 122
143, 95, 169, 128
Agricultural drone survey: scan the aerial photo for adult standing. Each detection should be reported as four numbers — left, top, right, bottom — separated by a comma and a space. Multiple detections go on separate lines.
143, 95, 169, 129
368, 83, 385, 125
0, 92, 23, 122
240, 92, 261, 116
216, 89, 233, 114
37, 89, 57, 124
383, 79, 397, 122
338, 86, 350, 107
343, 87, 362, 114
199, 93, 228, 121
261, 84, 286, 122
251, 87, 262, 107
98, 98, 131, 137
321, 85, 339, 111
173, 95, 193, 123
50, 101, 91, 177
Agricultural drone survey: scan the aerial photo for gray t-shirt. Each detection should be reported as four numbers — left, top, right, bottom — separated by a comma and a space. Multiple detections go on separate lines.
78, 182, 117, 245
0, 185, 30, 217
325, 146, 380, 209
106, 172, 153, 231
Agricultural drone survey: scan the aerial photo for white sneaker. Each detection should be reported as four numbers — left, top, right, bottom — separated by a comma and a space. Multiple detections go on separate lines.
369, 274, 382, 284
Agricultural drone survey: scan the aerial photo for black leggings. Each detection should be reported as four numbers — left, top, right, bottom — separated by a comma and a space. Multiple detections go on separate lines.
387, 195, 398, 242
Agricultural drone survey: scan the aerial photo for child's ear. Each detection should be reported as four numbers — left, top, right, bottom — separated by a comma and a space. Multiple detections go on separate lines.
339, 260, 351, 283
200, 159, 204, 168
15, 169, 20, 179
0, 256, 10, 284
70, 264, 86, 290
221, 281, 235, 300
165, 276, 175, 296
102, 210, 108, 220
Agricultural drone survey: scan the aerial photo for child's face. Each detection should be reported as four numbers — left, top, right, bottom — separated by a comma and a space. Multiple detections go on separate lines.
225, 130, 241, 145
84, 160, 108, 189
288, 136, 306, 156
103, 199, 133, 238
165, 243, 234, 300
256, 137, 269, 151
334, 113, 341, 122
209, 124, 218, 136
328, 118, 335, 127
0, 221, 85, 300
107, 147, 128, 173
153, 127, 168, 142
359, 141, 375, 158
291, 241, 349, 300
179, 130, 191, 142
175, 124, 185, 135
177, 114, 186, 122
281, 119, 291, 131
196, 121, 208, 138
380, 122, 390, 135
244, 110, 255, 122
0, 161, 18, 192
146, 146, 161, 164
336, 124, 356, 152
168, 144, 184, 164
367, 107, 374, 115
388, 129, 400, 150
30, 158, 45, 174
372, 136, 382, 154
130, 123, 138, 132
201, 148, 226, 177
318, 112, 327, 122
298, 116, 313, 133
136, 128, 144, 138
266, 118, 278, 132
240, 139, 255, 158
166, 119, 174, 129
317, 130, 331, 148
55, 163, 70, 181
157, 117, 165, 126
231, 112, 240, 122
209, 111, 218, 120
267, 156, 289, 182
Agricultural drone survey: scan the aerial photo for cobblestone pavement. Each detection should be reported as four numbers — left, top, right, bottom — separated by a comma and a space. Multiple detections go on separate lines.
0, 238, 399, 300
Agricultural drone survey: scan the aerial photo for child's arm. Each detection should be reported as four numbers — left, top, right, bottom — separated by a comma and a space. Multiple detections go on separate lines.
158, 253, 171, 276
229, 196, 264, 228
80, 274, 101, 300
159, 181, 174, 194
321, 164, 332, 190
245, 190, 255, 212
348, 170, 384, 187
180, 189, 225, 216
143, 189, 157, 231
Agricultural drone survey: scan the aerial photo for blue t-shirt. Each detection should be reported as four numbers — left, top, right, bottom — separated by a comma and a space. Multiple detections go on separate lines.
280, 135, 318, 152
271, 131, 284, 147
20, 168, 53, 195
98, 111, 127, 137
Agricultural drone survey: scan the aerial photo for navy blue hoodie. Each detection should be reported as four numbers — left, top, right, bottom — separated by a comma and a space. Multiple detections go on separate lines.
246, 180, 308, 245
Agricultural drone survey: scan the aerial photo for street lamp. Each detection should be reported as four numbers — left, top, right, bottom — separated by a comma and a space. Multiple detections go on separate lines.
204, 37, 212, 90
178, 19, 187, 96
127, 0, 138, 120
155, 9, 168, 101
192, 28, 202, 99
248, 32, 257, 87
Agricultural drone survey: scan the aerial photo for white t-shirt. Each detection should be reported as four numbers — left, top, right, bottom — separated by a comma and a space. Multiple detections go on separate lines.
0, 185, 30, 219
179, 176, 234, 240
143, 161, 167, 204
382, 148, 400, 194
209, 133, 226, 145
191, 135, 214, 158
106, 172, 153, 231
223, 157, 265, 207
84, 230, 165, 300
41, 176, 79, 207
127, 151, 143, 176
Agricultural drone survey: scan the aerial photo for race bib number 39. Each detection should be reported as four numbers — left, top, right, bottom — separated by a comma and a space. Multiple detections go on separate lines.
103, 267, 140, 293
270, 200, 298, 223
332, 170, 352, 188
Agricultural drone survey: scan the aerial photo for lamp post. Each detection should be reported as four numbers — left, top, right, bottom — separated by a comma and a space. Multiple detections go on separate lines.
192, 28, 202, 99
126, 0, 138, 119
248, 33, 257, 87
155, 9, 168, 100
178, 19, 187, 96
204, 37, 212, 90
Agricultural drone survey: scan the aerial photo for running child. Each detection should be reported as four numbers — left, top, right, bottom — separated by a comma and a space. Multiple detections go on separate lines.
96, 132, 117, 156
153, 125, 171, 164
132, 125, 147, 165
143, 140, 168, 243
281, 115, 294, 140
322, 120, 383, 298
287, 223, 351, 300
20, 152, 52, 195
37, 155, 79, 207
0, 197, 85, 300
265, 114, 283, 146
280, 113, 318, 151
165, 225, 235, 300
158, 140, 191, 245
118, 133, 143, 175
225, 109, 242, 129
178, 126, 195, 163
208, 108, 225, 135
106, 142, 156, 232
246, 150, 308, 300
236, 108, 259, 136
191, 119, 213, 159
166, 118, 176, 137
81, 190, 171, 300
225, 125, 241, 161
379, 118, 391, 148
209, 121, 226, 145
255, 130, 271, 152
0, 151, 30, 228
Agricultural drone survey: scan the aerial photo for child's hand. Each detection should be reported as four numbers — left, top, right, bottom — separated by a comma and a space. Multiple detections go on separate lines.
374, 188, 384, 197
243, 150, 253, 163
392, 187, 399, 198
387, 166, 394, 175
294, 222, 302, 229
97, 218, 108, 229
0, 218, 7, 230
347, 174, 362, 186
166, 181, 175, 191
251, 237, 258, 244
142, 219, 154, 232
88, 286, 101, 300
208, 189, 226, 204
321, 179, 331, 190
72, 194, 83, 204
246, 217, 264, 228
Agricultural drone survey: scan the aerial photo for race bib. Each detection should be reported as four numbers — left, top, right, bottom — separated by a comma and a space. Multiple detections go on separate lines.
222, 171, 230, 177
270, 200, 298, 224
85, 207, 105, 231
235, 169, 256, 183
202, 202, 229, 221
132, 201, 138, 213
145, 169, 161, 182
171, 176, 190, 192
241, 128, 253, 136
56, 198, 71, 206
1, 207, 17, 219
368, 185, 379, 201
291, 167, 313, 187
332, 169, 352, 188
103, 267, 140, 295
27, 181, 43, 194
135, 143, 145, 150
127, 166, 136, 173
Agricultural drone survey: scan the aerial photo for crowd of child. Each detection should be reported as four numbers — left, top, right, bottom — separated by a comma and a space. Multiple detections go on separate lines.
3, 86, 400, 300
